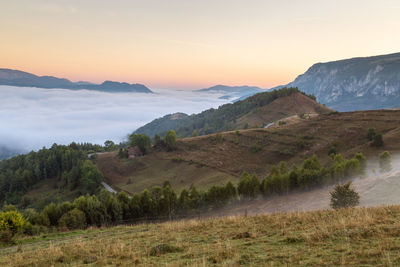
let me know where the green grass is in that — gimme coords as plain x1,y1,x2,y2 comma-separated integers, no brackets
3,205,400,266
23,178,80,209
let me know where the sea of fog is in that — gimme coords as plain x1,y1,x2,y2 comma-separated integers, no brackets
0,85,231,152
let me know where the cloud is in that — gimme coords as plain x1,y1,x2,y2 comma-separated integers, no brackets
0,86,229,152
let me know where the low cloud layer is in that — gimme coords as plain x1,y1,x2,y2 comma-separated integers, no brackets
0,86,229,152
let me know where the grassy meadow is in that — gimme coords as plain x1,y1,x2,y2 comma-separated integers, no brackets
2,205,400,266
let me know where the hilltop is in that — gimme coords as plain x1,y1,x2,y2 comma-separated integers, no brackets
196,84,264,100
0,68,152,93
275,52,400,111
2,205,400,266
98,109,400,194
135,87,331,138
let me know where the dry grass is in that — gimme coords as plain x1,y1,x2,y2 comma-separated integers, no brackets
97,109,400,194
3,205,400,266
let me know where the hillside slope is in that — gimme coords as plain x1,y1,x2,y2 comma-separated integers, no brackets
135,88,331,138
98,109,400,194
276,52,400,111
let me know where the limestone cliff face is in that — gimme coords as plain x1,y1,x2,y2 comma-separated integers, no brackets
282,53,400,111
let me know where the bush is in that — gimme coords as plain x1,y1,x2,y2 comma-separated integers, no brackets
117,148,129,159
0,210,27,235
379,151,392,173
249,145,262,154
171,157,184,163
328,146,337,156
330,182,360,209
58,209,87,230
211,133,224,144
366,127,376,141
371,133,384,147
164,130,177,151
129,133,151,154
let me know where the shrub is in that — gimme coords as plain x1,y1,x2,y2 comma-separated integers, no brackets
58,209,87,230
0,210,27,235
211,133,224,144
328,146,337,156
330,182,360,209
117,148,129,159
164,130,177,151
379,151,392,173
371,133,384,147
171,157,184,163
249,145,262,154
366,127,376,141
354,152,367,173
129,133,151,154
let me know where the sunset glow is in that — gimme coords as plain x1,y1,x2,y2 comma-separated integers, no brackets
1,0,400,89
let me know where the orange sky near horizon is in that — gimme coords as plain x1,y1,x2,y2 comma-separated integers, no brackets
1,0,400,90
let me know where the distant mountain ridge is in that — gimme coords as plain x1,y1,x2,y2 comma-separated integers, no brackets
0,68,153,93
274,52,400,111
0,145,23,161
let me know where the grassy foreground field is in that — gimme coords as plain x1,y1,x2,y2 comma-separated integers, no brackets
3,205,400,266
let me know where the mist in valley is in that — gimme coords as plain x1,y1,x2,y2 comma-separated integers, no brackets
212,154,400,217
0,85,230,153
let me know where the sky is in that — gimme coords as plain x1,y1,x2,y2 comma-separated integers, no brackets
1,0,400,90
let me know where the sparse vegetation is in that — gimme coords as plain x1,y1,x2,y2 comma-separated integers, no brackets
249,144,262,153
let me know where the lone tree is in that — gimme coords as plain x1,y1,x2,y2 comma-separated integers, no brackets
129,133,151,154
164,130,177,151
379,151,392,173
330,182,360,209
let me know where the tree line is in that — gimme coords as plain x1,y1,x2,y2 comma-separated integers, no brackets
1,152,371,237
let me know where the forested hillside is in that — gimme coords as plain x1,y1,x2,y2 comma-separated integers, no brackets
135,87,328,138
0,143,104,208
